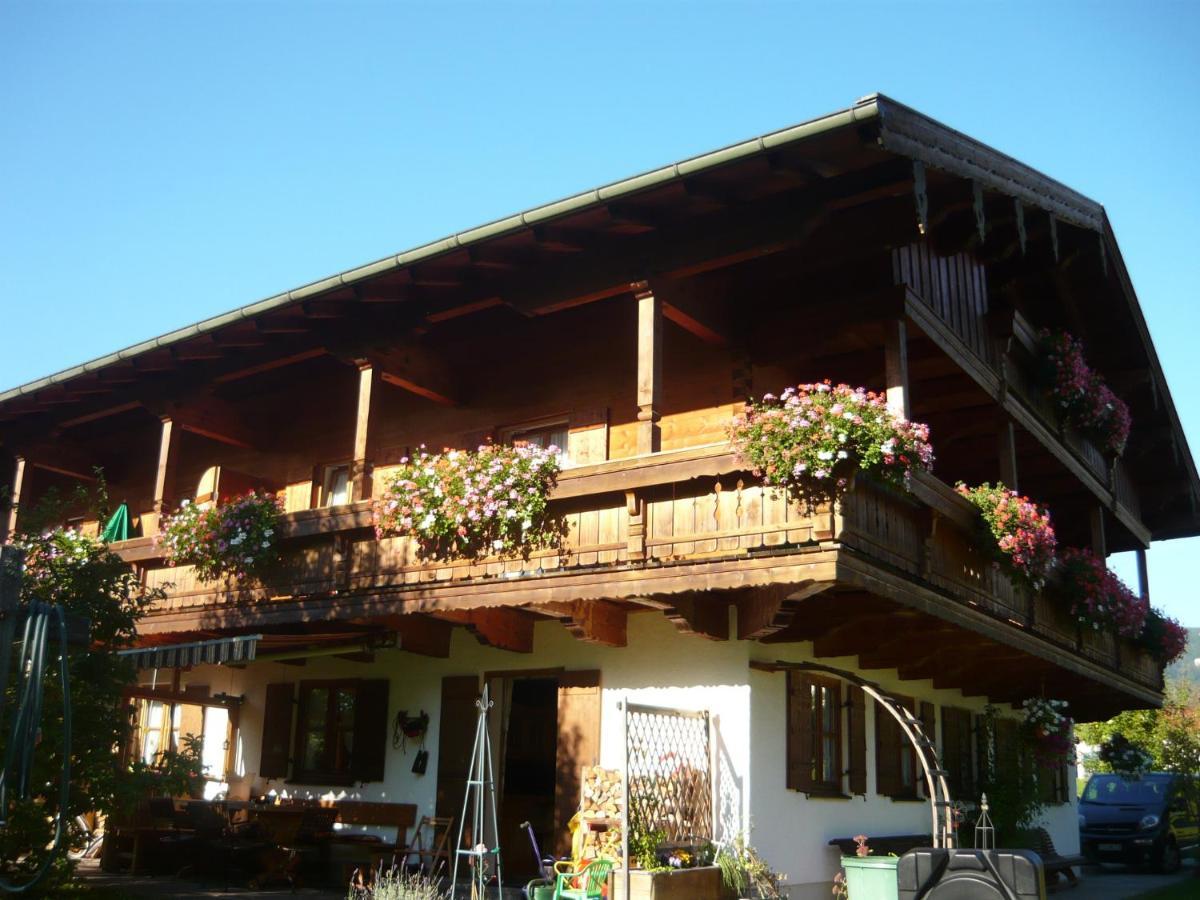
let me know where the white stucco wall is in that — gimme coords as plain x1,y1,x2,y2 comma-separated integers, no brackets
172,612,1077,896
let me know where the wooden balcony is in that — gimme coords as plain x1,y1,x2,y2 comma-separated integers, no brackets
117,444,1163,708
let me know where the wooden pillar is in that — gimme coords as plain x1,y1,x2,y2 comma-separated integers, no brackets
884,319,910,419
634,281,662,455
351,362,374,502
1135,547,1150,602
151,417,178,534
997,419,1019,490
1089,504,1107,559
3,456,26,541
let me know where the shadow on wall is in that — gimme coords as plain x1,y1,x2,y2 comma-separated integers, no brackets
713,716,744,843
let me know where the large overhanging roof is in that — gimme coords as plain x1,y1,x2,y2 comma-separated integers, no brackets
0,93,1195,537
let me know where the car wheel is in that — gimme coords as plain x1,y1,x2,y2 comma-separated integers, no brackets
1157,838,1181,874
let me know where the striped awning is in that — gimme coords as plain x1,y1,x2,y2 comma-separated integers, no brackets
118,634,261,669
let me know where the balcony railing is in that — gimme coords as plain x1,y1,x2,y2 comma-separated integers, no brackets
114,444,1162,692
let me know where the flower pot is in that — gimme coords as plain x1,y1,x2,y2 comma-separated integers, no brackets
610,865,727,900
842,855,899,900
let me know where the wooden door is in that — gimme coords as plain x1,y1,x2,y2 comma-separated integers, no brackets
435,675,481,820
554,670,601,856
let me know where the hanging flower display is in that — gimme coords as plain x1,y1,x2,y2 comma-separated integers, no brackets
373,442,563,561
1020,698,1074,768
1058,547,1149,638
1039,329,1132,456
1098,733,1153,777
730,381,933,505
1138,609,1190,665
158,490,281,582
956,482,1057,588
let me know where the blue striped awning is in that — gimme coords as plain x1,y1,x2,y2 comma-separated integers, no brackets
117,634,261,669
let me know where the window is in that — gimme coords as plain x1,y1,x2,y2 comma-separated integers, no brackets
262,678,389,785
941,706,976,800
503,419,571,467
321,463,351,507
786,672,843,795
294,681,358,783
876,694,918,798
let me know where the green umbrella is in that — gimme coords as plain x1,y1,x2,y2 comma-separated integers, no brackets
100,502,130,543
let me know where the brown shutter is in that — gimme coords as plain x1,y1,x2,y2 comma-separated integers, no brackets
786,671,814,792
876,698,900,797
942,706,975,800
260,682,295,779
554,670,601,856
353,678,390,783
435,676,480,818
847,686,867,795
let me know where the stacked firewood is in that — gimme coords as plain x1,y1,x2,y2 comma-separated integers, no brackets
578,766,623,860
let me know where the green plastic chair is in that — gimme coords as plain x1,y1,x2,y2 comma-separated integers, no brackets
552,856,615,899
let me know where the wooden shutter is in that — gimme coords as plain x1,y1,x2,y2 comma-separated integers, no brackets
554,670,601,856
847,685,867,795
436,676,480,818
876,698,901,797
259,682,295,779
941,707,975,800
787,671,814,792
353,678,390,783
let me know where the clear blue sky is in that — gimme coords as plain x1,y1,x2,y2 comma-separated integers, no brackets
2,1,1197,623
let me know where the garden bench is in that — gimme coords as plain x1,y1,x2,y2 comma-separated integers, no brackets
1033,827,1086,891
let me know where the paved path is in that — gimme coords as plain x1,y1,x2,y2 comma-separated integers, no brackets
1065,861,1198,899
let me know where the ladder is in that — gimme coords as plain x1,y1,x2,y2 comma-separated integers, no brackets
451,684,503,899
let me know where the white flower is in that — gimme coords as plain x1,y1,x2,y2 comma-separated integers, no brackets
817,450,833,461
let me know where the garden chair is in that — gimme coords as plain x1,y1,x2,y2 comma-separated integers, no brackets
552,856,615,900
395,814,454,876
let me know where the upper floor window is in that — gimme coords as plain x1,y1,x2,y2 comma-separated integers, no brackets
320,463,351,507
502,419,571,467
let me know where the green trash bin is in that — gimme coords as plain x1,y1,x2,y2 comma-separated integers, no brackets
842,855,900,900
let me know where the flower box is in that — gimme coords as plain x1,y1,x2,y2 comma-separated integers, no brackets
842,855,900,900
610,866,726,900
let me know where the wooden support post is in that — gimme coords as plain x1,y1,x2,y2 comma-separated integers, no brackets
998,419,1018,490
884,319,910,419
351,362,374,502
150,418,177,534
1136,547,1150,602
634,281,662,454
1090,504,1107,559
4,456,25,541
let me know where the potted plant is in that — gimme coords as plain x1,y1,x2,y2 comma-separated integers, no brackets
1038,329,1131,457
714,836,785,899
956,482,1057,589
373,442,563,561
1058,547,1148,638
613,829,728,900
835,836,898,900
731,381,934,507
158,490,281,582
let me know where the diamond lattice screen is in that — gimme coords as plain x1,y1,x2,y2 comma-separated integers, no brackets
625,703,712,843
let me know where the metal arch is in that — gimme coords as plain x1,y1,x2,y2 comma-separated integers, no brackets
755,660,956,849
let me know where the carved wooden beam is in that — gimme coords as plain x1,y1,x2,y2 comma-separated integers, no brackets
438,608,534,653
665,595,729,641
559,599,628,648
20,440,102,482
634,281,662,455
733,581,829,641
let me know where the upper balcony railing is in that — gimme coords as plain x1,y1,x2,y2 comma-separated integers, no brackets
894,242,1144,535
112,444,1162,692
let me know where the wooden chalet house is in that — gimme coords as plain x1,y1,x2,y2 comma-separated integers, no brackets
1,95,1196,896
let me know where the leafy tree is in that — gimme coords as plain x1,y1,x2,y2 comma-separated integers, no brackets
1077,679,1200,775
0,482,195,893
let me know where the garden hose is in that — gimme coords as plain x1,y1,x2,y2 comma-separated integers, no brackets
0,600,72,894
